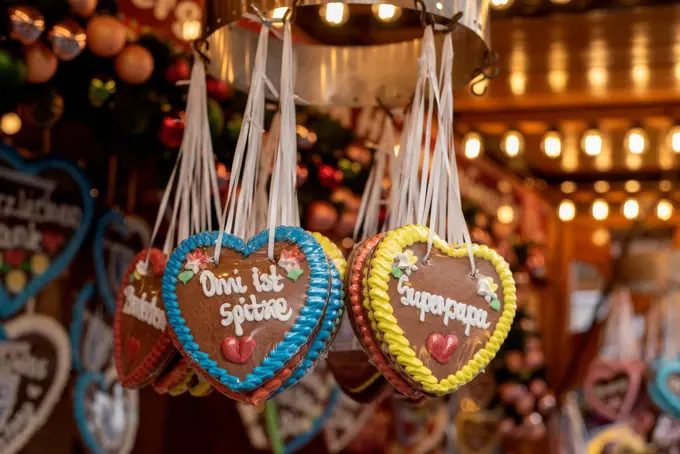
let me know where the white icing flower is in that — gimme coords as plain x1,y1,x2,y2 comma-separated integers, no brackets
476,275,501,311
135,261,148,277
395,250,419,276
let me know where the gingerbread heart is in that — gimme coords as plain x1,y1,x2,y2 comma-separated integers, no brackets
655,359,680,418
69,282,114,373
583,359,644,421
0,313,71,454
114,248,175,388
345,234,421,399
73,366,139,454
162,226,330,394
0,145,94,319
367,225,516,395
94,212,150,314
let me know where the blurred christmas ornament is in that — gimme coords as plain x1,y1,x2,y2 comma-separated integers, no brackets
537,393,556,414
475,211,489,228
338,158,362,179
88,76,116,107
115,45,154,85
499,383,524,404
159,115,185,148
226,115,242,139
505,351,524,373
529,379,547,397
20,92,64,127
344,194,361,213
527,246,547,279
69,0,98,17
523,413,545,440
86,15,126,57
334,211,357,237
305,201,338,232
109,88,155,135
318,164,343,189
498,418,515,435
471,226,492,245
515,392,536,416
296,125,317,149
9,5,45,45
0,50,27,90
520,318,537,333
207,99,224,137
24,43,58,84
330,186,353,205
346,143,373,168
296,162,308,187
525,350,544,369
206,77,231,101
49,19,86,61
165,58,190,84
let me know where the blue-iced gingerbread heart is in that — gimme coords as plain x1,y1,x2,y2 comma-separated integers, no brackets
0,144,93,319
93,211,150,314
69,282,114,373
654,359,680,418
162,226,330,393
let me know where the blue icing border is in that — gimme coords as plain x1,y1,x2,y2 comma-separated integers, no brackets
161,226,330,392
653,358,680,418
93,210,127,314
73,371,107,454
69,282,96,372
273,256,343,396
285,386,340,453
0,144,94,319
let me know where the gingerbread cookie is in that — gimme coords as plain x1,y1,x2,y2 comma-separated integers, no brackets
367,224,516,395
346,234,422,399
69,282,114,373
114,249,176,388
584,359,645,421
162,227,330,395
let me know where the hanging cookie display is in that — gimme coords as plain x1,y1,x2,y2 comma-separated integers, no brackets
0,313,71,454
73,366,139,454
584,289,645,421
0,144,94,319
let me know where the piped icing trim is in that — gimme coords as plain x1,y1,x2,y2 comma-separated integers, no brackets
114,249,174,388
161,226,330,392
69,282,98,372
349,234,422,399
0,144,94,319
272,233,344,395
367,224,516,395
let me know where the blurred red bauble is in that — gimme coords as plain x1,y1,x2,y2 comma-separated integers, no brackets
523,413,545,440
86,15,126,57
318,164,343,190
296,162,309,188
344,194,361,213
305,201,338,232
529,379,547,397
330,186,352,204
115,45,154,84
165,58,190,84
69,0,98,17
207,77,232,101
498,418,515,435
525,350,545,369
9,5,45,45
335,211,357,237
537,394,556,414
159,115,185,148
24,43,58,84
499,382,524,404
514,393,536,416
49,19,86,61
471,226,492,245
346,143,373,168
505,350,524,373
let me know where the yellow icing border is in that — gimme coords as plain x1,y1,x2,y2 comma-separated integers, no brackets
367,224,517,395
310,232,347,280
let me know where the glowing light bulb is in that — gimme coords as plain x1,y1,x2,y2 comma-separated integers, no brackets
582,130,603,157
181,20,201,40
558,200,575,221
624,180,640,193
592,228,610,246
561,181,576,194
463,132,483,159
320,3,349,26
490,0,514,9
0,113,21,136
497,205,514,224
657,199,674,221
371,4,401,22
271,7,289,19
622,199,639,219
501,130,524,157
625,128,647,155
594,181,610,194
668,126,680,153
542,131,562,158
592,199,609,221
660,180,672,192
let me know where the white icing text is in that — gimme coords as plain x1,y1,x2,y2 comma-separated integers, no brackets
123,285,167,331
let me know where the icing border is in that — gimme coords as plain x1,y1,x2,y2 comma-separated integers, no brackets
0,144,94,319
68,282,102,372
367,224,516,395
161,226,330,392
113,248,175,388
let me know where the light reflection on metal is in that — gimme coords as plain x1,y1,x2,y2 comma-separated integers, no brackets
203,0,491,106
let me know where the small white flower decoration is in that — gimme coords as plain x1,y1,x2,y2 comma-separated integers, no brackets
395,250,419,276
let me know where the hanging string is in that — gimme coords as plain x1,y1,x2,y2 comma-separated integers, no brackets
662,288,680,359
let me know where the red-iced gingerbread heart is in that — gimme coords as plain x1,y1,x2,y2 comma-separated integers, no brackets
427,333,459,364
221,336,257,364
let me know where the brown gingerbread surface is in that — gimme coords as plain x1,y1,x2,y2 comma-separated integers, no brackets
381,243,504,380
174,243,315,380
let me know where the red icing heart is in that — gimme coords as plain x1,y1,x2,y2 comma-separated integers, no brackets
221,336,256,364
427,333,458,364
126,337,141,364
583,359,644,421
